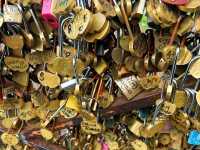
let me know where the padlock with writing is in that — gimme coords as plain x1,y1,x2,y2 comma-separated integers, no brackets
3,0,22,23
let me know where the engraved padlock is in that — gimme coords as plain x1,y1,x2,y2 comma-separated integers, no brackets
41,0,59,29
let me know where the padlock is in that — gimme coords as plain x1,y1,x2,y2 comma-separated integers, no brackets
115,75,143,100
41,0,59,29
151,47,180,123
162,16,182,64
178,0,200,12
112,0,124,24
112,29,125,66
98,74,114,109
93,58,108,75
0,23,24,55
120,0,134,55
147,0,178,28
3,0,22,23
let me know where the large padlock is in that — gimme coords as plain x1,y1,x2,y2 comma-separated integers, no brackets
41,0,59,29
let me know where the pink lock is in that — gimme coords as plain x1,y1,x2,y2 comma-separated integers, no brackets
101,143,109,150
41,0,59,29
161,0,188,5
98,137,109,150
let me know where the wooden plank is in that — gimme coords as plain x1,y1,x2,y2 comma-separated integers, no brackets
102,89,161,117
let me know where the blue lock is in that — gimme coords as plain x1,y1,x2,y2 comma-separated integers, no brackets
188,130,200,145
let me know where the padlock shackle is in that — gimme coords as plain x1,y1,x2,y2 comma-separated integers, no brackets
77,0,87,8
73,56,80,85
171,80,178,103
29,8,43,35
58,16,72,57
191,43,200,53
170,47,180,85
183,88,193,113
186,88,197,115
104,73,113,94
120,0,134,40
16,3,29,33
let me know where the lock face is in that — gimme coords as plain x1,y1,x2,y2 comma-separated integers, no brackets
41,0,59,29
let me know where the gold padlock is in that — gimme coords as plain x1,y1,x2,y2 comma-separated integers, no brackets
93,58,108,75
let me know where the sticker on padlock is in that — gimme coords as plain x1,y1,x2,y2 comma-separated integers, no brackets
41,0,59,29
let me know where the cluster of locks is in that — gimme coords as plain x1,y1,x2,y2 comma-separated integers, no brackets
0,0,200,149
